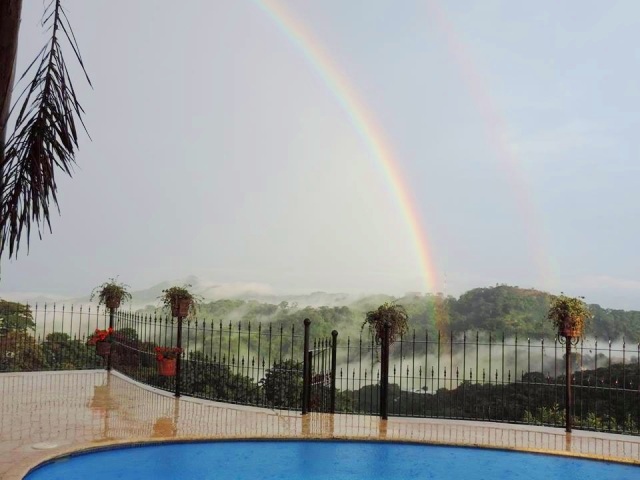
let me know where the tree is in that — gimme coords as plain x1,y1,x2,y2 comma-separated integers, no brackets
0,299,34,332
43,331,97,369
0,0,90,259
260,359,303,409
182,351,258,403
0,0,22,155
0,330,46,371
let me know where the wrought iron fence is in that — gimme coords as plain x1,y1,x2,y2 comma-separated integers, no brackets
111,310,305,410
1,302,639,435
0,303,109,371
330,329,640,432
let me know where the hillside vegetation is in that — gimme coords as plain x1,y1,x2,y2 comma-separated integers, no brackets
136,285,640,342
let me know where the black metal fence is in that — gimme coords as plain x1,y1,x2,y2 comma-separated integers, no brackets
111,310,305,410
1,302,639,435
344,330,640,434
0,304,109,372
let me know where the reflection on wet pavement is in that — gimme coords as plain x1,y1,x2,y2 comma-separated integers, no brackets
1,370,639,479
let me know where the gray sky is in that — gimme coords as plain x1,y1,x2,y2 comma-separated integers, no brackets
2,0,639,308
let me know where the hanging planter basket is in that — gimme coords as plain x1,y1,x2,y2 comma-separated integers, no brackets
559,320,581,338
96,341,111,357
171,299,191,318
157,358,177,377
105,297,121,310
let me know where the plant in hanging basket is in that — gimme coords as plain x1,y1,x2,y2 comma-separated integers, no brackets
90,277,132,309
157,358,177,376
155,346,183,360
158,285,201,318
155,346,182,377
361,302,409,346
547,293,593,338
87,328,114,357
86,328,114,345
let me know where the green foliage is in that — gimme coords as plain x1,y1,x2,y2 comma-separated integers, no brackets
0,331,47,371
547,293,593,337
183,351,258,403
260,359,303,409
362,302,409,345
588,304,640,340
449,286,551,335
523,403,565,426
90,278,132,306
42,332,98,369
435,285,639,341
159,285,201,317
0,299,35,332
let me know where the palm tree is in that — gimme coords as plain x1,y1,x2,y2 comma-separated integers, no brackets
0,0,22,155
362,302,409,346
0,0,90,260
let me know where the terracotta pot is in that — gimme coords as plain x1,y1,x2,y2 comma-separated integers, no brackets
171,298,191,318
158,358,177,376
105,297,121,310
559,321,581,338
96,341,111,357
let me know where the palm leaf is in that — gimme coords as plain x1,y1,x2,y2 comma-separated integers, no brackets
1,0,91,258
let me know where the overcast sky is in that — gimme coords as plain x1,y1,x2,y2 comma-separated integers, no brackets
2,1,639,308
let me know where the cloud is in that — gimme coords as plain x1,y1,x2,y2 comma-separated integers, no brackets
508,120,614,158
571,275,640,293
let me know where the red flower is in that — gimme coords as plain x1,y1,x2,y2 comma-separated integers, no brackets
154,346,183,360
87,328,114,346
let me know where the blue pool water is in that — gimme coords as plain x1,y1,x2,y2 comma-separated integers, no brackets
25,440,639,480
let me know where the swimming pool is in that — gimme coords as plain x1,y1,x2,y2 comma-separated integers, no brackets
25,440,639,480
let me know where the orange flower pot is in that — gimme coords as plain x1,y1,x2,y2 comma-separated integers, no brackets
171,299,191,318
559,321,581,338
96,341,111,357
157,358,177,377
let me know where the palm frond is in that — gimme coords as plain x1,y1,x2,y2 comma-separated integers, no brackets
1,0,91,258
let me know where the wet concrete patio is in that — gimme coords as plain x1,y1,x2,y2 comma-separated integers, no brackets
1,370,639,479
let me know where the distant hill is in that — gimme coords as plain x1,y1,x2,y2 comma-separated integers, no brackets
4,280,639,341
443,285,640,341
131,284,640,342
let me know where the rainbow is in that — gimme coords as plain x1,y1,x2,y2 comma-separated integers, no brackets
253,0,439,293
424,0,554,286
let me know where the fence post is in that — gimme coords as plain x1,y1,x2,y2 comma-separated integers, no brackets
175,316,183,398
330,330,338,414
107,307,115,371
302,318,311,414
380,322,390,420
306,350,313,412
565,338,572,433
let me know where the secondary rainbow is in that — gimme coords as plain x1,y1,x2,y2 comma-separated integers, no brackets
253,0,438,293
424,0,554,287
